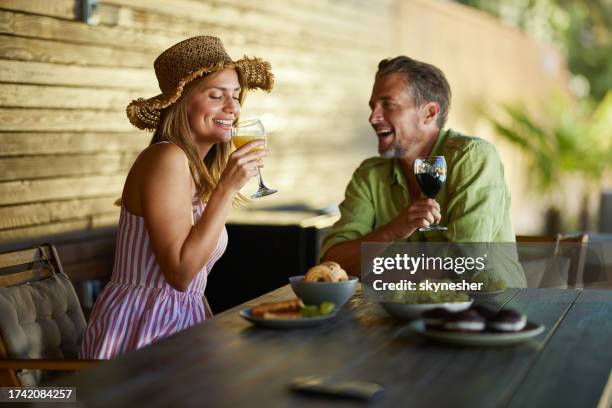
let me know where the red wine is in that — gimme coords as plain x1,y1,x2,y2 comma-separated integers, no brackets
416,173,445,198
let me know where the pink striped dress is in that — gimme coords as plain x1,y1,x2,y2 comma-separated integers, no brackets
80,196,227,359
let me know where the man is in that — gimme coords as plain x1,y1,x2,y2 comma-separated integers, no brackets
321,56,526,287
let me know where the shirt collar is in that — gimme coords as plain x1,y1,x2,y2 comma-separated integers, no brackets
431,127,450,157
391,158,406,187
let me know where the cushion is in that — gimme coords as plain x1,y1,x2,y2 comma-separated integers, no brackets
0,272,87,385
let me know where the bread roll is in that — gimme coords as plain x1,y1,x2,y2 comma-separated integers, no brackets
304,261,349,282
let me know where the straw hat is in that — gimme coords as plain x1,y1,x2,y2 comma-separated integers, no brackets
127,36,274,131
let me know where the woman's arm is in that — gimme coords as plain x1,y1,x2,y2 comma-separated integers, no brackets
140,141,265,291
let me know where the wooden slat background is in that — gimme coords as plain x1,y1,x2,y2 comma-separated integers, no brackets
0,0,568,273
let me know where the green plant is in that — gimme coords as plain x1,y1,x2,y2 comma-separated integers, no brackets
478,90,612,229
454,0,612,103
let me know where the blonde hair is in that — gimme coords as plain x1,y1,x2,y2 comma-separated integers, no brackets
150,69,247,205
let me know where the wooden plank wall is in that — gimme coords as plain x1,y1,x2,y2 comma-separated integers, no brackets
0,0,567,282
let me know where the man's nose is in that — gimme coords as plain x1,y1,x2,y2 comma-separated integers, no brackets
369,107,382,125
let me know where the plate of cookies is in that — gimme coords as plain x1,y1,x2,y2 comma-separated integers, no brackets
411,305,545,346
240,298,337,329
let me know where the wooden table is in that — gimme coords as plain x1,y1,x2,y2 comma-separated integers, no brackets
56,287,612,407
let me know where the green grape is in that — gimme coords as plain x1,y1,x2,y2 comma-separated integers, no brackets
396,290,417,304
489,279,507,291
393,291,407,302
319,302,335,315
301,305,318,317
471,271,488,285
470,271,508,292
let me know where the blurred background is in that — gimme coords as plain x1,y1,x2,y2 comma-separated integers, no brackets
0,0,610,310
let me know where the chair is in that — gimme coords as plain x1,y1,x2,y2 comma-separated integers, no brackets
516,234,589,288
203,294,214,318
0,244,99,386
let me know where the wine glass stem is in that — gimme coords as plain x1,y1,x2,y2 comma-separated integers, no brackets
257,168,267,189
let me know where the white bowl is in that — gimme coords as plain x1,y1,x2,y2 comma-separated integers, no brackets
379,299,473,321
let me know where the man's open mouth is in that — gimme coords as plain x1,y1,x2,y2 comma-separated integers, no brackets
376,129,394,139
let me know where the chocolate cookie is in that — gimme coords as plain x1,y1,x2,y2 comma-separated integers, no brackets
488,309,527,332
443,310,486,332
421,308,454,329
469,305,497,320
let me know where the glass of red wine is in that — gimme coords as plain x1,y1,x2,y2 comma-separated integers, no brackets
414,156,447,232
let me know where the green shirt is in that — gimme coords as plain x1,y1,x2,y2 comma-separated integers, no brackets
321,128,527,287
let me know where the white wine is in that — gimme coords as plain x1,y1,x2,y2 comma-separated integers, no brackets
232,135,263,150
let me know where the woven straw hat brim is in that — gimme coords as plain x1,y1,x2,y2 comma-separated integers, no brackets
127,56,273,131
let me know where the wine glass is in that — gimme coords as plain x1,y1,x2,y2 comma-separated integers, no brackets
231,119,277,198
414,156,447,232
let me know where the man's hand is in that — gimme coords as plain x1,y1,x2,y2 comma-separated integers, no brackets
391,198,441,239
323,199,441,276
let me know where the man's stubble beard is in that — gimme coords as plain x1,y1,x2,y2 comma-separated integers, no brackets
380,147,403,159
379,141,409,159
379,132,424,160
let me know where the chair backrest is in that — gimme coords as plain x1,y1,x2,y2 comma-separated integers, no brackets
0,244,87,386
557,234,589,287
516,234,589,288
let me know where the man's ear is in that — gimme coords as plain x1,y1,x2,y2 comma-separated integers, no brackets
421,102,440,126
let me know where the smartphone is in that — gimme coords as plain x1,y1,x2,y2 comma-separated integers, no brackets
290,376,384,401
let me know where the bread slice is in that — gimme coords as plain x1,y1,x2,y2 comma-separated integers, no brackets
251,298,305,317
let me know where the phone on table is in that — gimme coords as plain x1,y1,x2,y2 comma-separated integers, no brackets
290,376,384,401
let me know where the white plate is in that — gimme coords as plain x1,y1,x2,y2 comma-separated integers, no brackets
239,308,337,329
410,320,545,346
379,300,473,321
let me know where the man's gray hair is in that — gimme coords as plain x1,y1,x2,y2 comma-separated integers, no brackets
376,56,451,129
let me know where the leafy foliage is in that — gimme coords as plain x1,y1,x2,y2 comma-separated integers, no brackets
478,91,612,196
455,0,612,103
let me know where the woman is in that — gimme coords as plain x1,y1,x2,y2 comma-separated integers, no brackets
80,36,274,359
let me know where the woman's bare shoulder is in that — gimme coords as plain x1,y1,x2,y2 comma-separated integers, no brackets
141,142,187,161
126,143,190,195
123,143,192,215
135,142,190,175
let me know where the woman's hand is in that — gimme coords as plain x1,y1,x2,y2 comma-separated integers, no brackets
392,198,441,239
218,140,268,193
